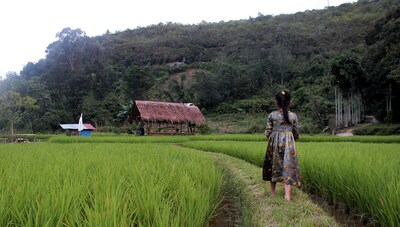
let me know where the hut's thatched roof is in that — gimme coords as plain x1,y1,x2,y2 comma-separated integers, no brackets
131,100,205,124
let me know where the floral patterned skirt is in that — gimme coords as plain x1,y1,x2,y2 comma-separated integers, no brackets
262,132,301,186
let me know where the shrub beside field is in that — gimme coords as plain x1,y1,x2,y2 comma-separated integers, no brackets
353,124,400,135
0,143,221,226
299,135,400,143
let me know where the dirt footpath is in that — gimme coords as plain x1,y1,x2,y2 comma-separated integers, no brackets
208,152,339,227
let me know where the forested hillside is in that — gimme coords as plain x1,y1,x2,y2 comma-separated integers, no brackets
0,0,399,133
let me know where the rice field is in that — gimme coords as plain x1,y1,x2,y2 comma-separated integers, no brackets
0,143,221,226
1,134,399,226
182,140,400,226
300,142,399,227
48,133,400,144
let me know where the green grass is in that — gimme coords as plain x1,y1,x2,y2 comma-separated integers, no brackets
48,134,193,144
209,152,338,226
183,141,264,166
2,134,399,226
0,143,221,226
300,142,400,227
48,134,400,144
299,135,400,143
182,141,400,226
0,133,54,142
206,112,267,134
48,134,266,144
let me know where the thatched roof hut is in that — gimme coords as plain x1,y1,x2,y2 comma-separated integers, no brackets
129,100,205,135
130,100,205,124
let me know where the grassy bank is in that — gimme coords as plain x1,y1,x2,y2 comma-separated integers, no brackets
208,151,338,226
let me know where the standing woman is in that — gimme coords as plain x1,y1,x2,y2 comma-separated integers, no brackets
263,90,301,201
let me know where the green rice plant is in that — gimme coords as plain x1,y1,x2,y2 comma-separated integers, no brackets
192,134,400,143
182,141,399,226
299,142,399,226
48,135,193,144
48,134,266,144
0,143,222,226
90,132,131,137
32,133,55,140
49,134,400,144
191,134,265,142
183,141,264,166
299,135,400,143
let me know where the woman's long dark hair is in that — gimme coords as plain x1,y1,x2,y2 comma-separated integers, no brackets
275,90,291,123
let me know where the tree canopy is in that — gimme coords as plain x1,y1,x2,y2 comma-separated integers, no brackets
0,91,37,136
0,0,399,133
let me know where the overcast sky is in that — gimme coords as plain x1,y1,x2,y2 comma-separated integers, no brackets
0,0,357,78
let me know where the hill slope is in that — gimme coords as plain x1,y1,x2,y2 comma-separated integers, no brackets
0,0,399,133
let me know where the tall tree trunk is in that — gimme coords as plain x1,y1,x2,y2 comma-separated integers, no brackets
358,92,362,123
386,83,392,113
348,94,351,126
342,93,346,128
357,93,360,123
355,92,359,124
344,93,350,128
354,92,357,124
344,96,347,128
338,89,342,128
351,92,354,125
388,83,392,112
350,92,356,125
335,87,338,128
68,55,74,71
386,90,389,113
10,120,14,141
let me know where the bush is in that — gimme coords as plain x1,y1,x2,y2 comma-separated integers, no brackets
297,122,321,135
197,124,213,135
212,98,274,114
384,111,394,123
245,124,264,134
353,124,400,135
96,126,133,134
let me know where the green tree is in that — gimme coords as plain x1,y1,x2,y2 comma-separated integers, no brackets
43,27,107,117
122,66,154,100
16,78,60,132
364,6,400,121
192,70,222,109
269,45,294,86
331,53,365,128
0,91,37,138
46,27,86,72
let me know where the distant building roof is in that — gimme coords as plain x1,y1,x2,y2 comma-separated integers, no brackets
60,124,96,130
130,100,205,124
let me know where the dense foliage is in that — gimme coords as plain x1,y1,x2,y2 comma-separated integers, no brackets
0,0,399,133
